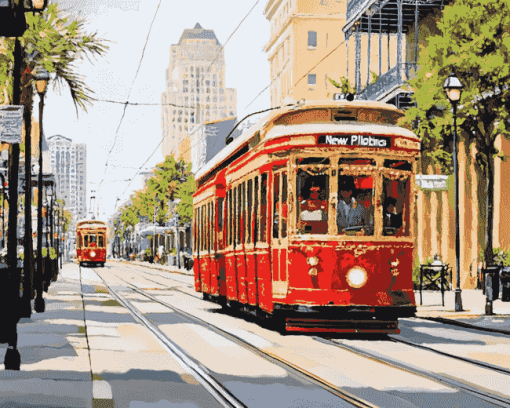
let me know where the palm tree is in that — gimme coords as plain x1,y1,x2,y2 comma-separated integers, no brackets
0,3,108,313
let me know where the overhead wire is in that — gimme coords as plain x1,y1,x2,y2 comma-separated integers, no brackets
114,0,261,210
97,0,162,194
246,38,348,109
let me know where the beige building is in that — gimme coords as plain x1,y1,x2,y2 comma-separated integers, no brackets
264,0,398,107
161,23,237,159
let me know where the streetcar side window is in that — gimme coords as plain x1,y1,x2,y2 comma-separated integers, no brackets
381,177,410,237
236,186,242,245
217,197,224,248
242,181,246,244
98,235,104,248
273,173,280,239
296,168,329,235
282,173,288,238
260,174,268,242
209,201,213,251
254,177,259,244
247,179,253,244
228,189,233,246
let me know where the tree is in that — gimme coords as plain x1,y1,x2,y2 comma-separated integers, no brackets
402,0,510,265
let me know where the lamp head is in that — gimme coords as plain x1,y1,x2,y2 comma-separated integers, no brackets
33,67,50,95
443,71,463,103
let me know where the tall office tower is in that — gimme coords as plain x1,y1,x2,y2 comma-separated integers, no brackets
47,135,87,223
161,23,237,161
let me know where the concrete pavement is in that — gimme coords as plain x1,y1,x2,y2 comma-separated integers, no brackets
2,260,510,407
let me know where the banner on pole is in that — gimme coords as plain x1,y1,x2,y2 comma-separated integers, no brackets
0,106,24,144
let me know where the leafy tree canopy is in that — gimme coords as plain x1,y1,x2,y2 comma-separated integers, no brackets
402,0,510,264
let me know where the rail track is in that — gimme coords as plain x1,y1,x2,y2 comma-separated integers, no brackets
105,262,510,407
91,266,372,408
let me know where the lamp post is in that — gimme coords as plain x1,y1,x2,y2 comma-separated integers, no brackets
0,172,6,248
443,71,464,312
34,67,49,313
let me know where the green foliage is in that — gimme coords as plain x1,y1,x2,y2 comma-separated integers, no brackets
41,247,47,258
116,157,195,230
403,0,510,265
0,4,109,112
370,71,379,85
479,248,510,266
50,247,57,260
327,76,356,94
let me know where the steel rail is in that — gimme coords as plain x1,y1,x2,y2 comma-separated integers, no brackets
389,336,510,376
98,266,376,408
318,337,510,408
89,268,247,408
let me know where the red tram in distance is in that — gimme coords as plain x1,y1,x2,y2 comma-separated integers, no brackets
193,100,420,334
76,220,107,267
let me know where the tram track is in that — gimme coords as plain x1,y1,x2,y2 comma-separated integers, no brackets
109,262,510,406
92,266,373,408
318,336,510,407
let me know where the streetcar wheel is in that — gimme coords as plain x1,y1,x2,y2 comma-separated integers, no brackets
202,293,210,301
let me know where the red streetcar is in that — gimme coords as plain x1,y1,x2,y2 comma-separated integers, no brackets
77,220,107,267
193,100,420,334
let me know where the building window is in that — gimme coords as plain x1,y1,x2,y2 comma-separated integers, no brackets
308,74,316,86
308,31,317,48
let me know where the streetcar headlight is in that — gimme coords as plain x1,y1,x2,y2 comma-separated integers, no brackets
346,266,367,288
307,256,319,266
90,251,96,258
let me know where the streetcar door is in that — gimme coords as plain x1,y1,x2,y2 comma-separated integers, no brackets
271,171,289,298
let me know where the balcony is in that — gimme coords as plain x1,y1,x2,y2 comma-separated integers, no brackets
360,63,417,102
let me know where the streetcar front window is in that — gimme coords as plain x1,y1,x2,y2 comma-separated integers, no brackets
98,235,104,248
337,158,375,236
296,157,330,235
84,235,88,247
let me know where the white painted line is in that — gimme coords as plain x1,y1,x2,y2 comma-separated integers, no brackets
92,380,113,401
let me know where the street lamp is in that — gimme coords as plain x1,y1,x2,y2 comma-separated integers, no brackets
443,71,464,312
34,66,49,313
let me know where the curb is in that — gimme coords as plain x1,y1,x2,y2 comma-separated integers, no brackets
417,315,510,335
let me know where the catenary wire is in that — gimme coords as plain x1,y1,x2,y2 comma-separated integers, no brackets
97,0,162,194
246,38,347,109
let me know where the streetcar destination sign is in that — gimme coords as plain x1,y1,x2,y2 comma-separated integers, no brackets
318,134,391,148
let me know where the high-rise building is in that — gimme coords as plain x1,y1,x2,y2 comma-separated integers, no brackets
161,23,237,160
47,135,87,223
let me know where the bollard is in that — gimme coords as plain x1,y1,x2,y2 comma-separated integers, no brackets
484,266,501,315
500,267,510,302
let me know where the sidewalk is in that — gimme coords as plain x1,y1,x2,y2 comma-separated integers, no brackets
415,289,510,334
0,262,220,408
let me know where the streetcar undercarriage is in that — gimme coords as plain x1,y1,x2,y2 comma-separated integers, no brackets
203,293,415,334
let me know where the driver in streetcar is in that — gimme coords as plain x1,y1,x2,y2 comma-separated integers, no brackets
336,181,373,235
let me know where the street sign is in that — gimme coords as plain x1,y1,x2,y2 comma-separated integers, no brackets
0,106,24,144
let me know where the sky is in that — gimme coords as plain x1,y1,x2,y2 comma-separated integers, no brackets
42,0,270,221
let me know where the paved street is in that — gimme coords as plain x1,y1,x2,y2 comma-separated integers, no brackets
2,261,510,407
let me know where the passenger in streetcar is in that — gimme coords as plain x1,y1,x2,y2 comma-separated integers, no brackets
297,185,328,234
383,197,403,235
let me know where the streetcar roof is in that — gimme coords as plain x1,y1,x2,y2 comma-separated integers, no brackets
76,220,107,229
195,100,415,182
